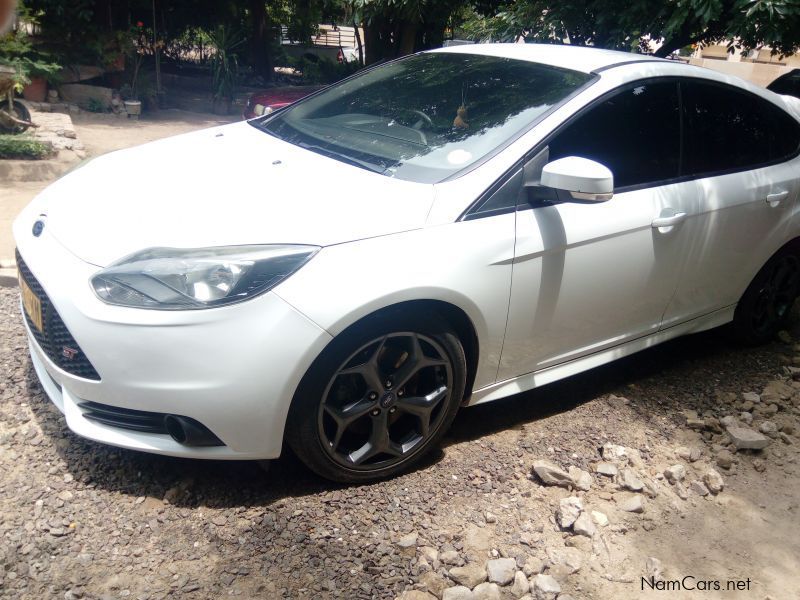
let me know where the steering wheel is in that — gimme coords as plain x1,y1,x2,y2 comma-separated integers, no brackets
411,109,433,130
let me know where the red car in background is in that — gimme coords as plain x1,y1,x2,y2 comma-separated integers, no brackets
243,85,325,119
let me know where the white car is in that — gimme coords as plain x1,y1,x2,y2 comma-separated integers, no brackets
14,44,800,482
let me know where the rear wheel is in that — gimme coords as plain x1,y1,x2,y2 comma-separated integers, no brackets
287,314,466,483
733,247,800,344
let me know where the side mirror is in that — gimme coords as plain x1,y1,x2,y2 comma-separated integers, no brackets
538,156,614,203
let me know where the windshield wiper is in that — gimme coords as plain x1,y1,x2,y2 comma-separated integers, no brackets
296,142,389,175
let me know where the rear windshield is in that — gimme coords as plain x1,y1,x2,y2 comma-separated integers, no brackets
256,52,593,183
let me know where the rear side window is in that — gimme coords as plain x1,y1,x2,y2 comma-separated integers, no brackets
682,81,800,177
548,81,681,190
768,71,800,98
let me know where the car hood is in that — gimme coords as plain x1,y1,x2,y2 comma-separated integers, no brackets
37,122,435,267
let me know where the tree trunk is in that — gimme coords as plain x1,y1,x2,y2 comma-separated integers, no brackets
249,0,273,82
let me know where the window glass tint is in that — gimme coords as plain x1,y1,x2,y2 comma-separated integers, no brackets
471,168,524,216
259,53,593,184
548,81,680,189
683,81,800,176
767,71,800,98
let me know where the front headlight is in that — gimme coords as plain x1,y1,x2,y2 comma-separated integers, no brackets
91,244,319,310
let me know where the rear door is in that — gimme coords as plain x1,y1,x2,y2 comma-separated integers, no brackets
661,80,800,327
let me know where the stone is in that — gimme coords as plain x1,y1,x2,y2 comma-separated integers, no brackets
618,468,644,492
752,458,766,472
740,412,754,425
568,466,592,491
663,464,686,484
618,494,645,513
547,548,583,576
398,592,437,600
449,564,486,589
510,571,530,597
759,421,778,436
742,392,761,404
720,415,738,428
397,531,419,554
690,480,709,496
595,462,618,477
761,380,794,403
557,496,583,529
442,586,474,600
420,546,439,564
484,511,497,524
602,443,643,466
532,574,561,599
486,558,516,586
591,510,609,527
572,511,596,537
440,550,463,566
472,582,502,600
419,572,448,598
531,460,572,488
523,557,545,576
646,557,663,580
703,470,724,495
716,450,735,470
726,425,770,450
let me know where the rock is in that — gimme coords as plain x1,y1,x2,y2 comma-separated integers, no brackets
690,480,709,496
398,592,437,600
484,511,497,524
591,510,609,527
753,458,766,472
442,586,474,600
472,582,502,600
778,330,792,344
486,558,516,586
703,470,724,494
602,443,643,466
440,551,463,566
676,446,702,462
686,418,706,430
618,468,645,492
572,512,596,538
742,392,761,404
726,425,770,450
720,415,738,428
448,564,486,589
397,531,419,554
568,466,592,491
618,494,645,513
716,450,735,470
761,380,794,403
510,571,530,597
548,547,583,576
595,462,618,477
420,546,439,564
464,525,491,555
646,557,663,580
557,496,583,529
531,460,572,488
532,574,561,600
740,412,754,425
759,421,778,436
523,557,545,576
663,464,686,484
419,571,448,598
674,481,689,500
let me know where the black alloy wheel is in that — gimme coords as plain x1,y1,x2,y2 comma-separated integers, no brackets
287,315,466,482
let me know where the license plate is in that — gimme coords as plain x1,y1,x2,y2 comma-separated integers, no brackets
19,273,43,333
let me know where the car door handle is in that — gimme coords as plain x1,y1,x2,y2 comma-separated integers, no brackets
651,212,687,228
767,190,789,206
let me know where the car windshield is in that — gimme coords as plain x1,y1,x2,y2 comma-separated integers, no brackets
255,52,594,183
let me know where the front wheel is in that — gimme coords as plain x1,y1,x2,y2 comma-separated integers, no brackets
733,247,800,344
287,314,467,483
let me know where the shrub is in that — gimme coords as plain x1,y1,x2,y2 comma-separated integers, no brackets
0,135,55,160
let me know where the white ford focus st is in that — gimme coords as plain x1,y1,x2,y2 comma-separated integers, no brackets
14,44,800,482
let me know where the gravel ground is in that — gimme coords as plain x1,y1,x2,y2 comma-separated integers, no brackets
1,284,799,600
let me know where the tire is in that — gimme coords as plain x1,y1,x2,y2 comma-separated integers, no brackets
0,100,32,134
732,246,800,345
286,313,467,483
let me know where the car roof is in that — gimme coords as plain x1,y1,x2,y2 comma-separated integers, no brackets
432,43,666,74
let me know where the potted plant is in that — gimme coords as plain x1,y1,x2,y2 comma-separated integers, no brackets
0,28,60,103
209,25,244,115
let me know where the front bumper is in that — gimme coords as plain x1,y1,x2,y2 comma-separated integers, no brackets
16,231,332,460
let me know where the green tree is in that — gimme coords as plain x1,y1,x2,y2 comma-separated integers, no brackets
470,0,800,57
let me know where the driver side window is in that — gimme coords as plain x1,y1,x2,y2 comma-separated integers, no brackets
548,81,681,190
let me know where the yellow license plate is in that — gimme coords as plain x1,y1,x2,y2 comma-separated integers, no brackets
19,273,43,333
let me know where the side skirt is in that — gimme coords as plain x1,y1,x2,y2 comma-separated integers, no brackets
467,305,735,406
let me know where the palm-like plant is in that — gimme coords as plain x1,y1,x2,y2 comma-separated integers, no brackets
208,25,244,115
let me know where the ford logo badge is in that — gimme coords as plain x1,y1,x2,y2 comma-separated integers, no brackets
32,220,45,237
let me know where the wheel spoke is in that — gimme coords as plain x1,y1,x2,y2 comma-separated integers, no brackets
348,411,391,465
339,337,387,393
396,385,448,437
391,334,448,390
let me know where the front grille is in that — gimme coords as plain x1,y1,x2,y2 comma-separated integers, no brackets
78,401,168,433
16,250,101,381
